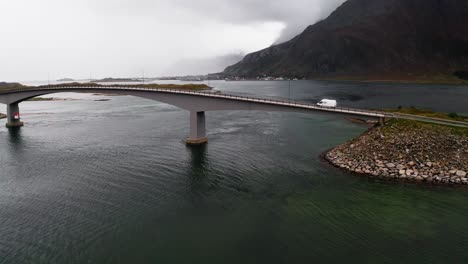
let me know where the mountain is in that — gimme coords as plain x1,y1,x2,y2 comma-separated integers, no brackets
224,0,468,81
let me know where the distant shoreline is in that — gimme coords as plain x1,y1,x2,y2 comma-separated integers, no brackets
27,98,78,102
224,74,468,86
0,82,212,94
227,77,468,86
314,76,468,86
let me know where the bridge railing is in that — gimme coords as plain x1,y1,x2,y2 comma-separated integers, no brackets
0,85,387,117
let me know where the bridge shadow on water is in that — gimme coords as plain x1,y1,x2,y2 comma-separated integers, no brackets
187,144,209,178
6,127,23,147
185,144,220,201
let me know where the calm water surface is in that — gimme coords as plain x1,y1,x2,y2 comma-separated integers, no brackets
1,81,468,263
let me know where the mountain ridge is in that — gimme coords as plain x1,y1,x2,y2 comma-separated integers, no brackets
223,0,468,81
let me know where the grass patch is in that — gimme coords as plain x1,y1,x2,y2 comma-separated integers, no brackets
0,82,27,91
385,118,468,137
27,97,55,101
384,107,468,123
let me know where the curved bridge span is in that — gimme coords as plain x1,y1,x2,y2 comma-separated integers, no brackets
0,86,387,144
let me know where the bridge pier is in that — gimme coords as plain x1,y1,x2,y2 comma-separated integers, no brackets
5,102,24,128
186,111,208,145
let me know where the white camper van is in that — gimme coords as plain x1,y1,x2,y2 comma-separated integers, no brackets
317,99,337,108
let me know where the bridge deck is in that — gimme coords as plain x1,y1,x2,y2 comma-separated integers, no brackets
0,86,387,118
1,86,466,128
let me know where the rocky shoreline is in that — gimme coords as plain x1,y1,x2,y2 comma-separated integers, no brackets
326,119,468,187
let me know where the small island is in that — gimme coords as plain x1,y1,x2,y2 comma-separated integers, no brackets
57,78,75,82
0,82,212,93
26,97,77,102
326,117,468,186
93,78,140,83
39,82,211,91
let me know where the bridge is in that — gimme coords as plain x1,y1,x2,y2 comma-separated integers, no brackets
0,85,424,144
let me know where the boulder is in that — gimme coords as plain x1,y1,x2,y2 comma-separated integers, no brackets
396,164,405,170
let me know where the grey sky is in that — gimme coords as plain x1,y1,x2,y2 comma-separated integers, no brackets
0,0,345,81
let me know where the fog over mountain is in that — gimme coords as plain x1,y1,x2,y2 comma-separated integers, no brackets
165,53,245,76
170,0,347,43
0,0,344,81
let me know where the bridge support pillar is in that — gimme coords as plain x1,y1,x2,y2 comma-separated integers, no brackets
6,102,24,128
186,111,208,145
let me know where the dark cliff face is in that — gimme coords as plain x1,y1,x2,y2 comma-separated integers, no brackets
224,0,468,78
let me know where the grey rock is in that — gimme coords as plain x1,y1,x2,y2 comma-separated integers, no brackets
396,164,405,170
415,176,424,182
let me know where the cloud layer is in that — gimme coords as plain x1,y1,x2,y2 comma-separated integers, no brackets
0,0,345,81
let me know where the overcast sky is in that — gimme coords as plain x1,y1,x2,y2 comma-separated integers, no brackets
0,0,345,81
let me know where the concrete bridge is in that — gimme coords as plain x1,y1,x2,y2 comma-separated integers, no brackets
0,86,388,144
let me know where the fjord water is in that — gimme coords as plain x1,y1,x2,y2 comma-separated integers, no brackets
1,80,467,263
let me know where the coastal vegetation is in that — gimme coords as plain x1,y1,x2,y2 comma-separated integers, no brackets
26,97,76,102
0,82,26,90
384,107,468,123
27,97,56,101
93,78,140,83
326,119,468,186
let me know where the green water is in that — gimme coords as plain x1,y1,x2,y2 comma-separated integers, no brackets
0,80,467,263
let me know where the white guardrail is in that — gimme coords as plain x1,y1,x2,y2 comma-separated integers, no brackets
1,86,387,118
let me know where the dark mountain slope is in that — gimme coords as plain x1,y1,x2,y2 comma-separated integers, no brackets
224,0,468,80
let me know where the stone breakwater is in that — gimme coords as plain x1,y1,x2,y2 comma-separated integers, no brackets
326,120,468,186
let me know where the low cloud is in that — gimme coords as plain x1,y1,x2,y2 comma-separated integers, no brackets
0,0,345,81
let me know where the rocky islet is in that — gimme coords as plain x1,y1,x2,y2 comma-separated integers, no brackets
326,120,468,186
